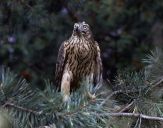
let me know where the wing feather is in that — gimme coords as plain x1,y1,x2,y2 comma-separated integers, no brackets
94,41,103,85
55,42,67,88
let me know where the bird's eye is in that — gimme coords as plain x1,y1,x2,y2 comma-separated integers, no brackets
83,25,87,30
74,23,79,28
83,21,86,24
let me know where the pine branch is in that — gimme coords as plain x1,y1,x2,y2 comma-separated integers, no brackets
57,89,136,117
2,101,41,115
118,101,134,112
99,89,139,107
40,110,163,127
99,90,124,107
57,98,97,117
151,76,163,88
1,47,163,128
93,112,163,121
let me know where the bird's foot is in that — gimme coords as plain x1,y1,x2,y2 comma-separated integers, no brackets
87,92,96,100
63,95,71,103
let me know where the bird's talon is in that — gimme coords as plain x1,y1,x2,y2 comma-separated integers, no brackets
88,92,96,100
63,95,71,102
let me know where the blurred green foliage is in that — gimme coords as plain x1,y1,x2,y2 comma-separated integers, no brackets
0,0,163,87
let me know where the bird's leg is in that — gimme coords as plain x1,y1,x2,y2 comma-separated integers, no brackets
61,71,71,102
85,74,96,100
87,91,96,100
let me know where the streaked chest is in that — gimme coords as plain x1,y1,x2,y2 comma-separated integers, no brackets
67,38,95,62
65,38,96,77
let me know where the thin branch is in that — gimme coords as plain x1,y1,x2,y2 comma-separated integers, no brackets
59,90,137,117
58,90,133,117
58,90,124,117
38,124,56,128
99,89,137,107
118,101,134,113
58,99,96,117
2,102,41,115
99,90,124,107
59,103,163,122
152,77,163,88
94,112,163,122
138,117,142,128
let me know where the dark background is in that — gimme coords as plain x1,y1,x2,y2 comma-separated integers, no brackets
0,0,163,88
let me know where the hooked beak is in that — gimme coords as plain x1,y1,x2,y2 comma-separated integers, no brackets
74,26,80,36
74,26,78,31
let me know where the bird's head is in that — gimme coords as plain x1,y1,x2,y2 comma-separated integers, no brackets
72,21,93,40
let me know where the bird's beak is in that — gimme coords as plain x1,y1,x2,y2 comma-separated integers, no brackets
74,26,81,36
74,26,79,32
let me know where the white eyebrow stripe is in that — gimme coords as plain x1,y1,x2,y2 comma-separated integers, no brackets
83,24,89,27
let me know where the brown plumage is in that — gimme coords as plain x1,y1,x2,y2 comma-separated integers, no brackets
55,21,103,101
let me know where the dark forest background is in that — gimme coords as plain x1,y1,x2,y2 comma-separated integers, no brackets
0,0,163,88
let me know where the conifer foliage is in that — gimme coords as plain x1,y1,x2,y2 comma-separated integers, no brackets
0,48,163,128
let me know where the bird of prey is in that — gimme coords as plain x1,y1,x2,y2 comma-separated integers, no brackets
55,21,103,101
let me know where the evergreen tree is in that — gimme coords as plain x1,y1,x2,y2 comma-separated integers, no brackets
0,0,163,128
0,48,163,128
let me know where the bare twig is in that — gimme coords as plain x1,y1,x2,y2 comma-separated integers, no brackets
99,90,124,107
93,112,163,122
58,90,137,117
152,77,163,88
59,104,163,122
38,124,56,128
99,89,137,107
138,117,142,128
3,102,41,115
118,101,134,113
58,99,96,117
